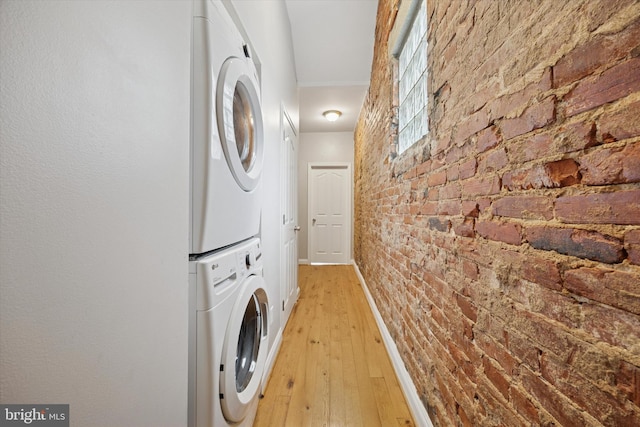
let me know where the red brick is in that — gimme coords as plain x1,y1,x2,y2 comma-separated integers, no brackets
554,19,640,88
478,148,508,173
510,386,540,425
420,201,438,215
458,158,477,179
555,190,640,225
545,158,581,187
462,258,479,280
476,221,522,245
462,174,501,197
580,141,640,185
455,108,490,143
489,68,552,120
476,332,517,375
419,160,433,177
617,361,640,407
507,133,553,164
581,303,640,357
564,267,640,315
427,169,447,187
539,353,636,424
554,120,598,152
457,404,473,427
447,340,474,378
502,159,580,191
508,121,596,164
456,293,478,323
626,229,640,265
354,1,640,425
461,201,479,218
434,135,452,156
522,256,561,291
426,186,439,201
438,199,461,215
446,164,459,182
500,96,555,140
477,198,491,213
428,217,451,232
526,226,625,263
515,282,581,328
506,330,541,372
564,57,640,117
520,367,586,427
474,380,524,426
439,182,461,200
410,176,427,191
405,165,418,180
491,196,553,220
482,357,510,399
476,125,500,153
445,144,462,164
452,217,475,238
598,99,640,142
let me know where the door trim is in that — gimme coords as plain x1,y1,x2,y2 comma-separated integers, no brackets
307,162,352,265
279,105,299,327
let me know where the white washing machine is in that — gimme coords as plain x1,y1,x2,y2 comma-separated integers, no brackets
190,0,264,256
188,238,269,427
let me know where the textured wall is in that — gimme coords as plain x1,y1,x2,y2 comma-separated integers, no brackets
355,0,640,425
0,1,191,425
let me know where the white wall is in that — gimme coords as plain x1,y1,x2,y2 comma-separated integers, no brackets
0,1,191,426
228,0,299,357
297,132,355,261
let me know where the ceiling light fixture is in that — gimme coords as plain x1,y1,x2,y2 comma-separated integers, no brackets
323,110,342,122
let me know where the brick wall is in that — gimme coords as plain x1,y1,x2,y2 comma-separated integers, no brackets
354,0,640,425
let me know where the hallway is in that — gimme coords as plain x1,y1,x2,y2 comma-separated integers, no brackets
255,265,414,426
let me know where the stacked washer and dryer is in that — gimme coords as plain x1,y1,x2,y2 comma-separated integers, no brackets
188,1,269,426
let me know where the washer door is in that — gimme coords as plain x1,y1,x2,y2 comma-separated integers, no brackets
217,57,264,192
219,275,269,423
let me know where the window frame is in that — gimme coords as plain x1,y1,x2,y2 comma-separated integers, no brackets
389,0,428,157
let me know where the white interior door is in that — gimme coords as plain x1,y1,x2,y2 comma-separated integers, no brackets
308,164,352,264
280,108,299,324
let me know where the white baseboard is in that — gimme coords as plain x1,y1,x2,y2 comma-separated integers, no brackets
298,259,309,265
352,261,434,427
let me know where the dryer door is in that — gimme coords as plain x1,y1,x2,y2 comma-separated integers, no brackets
217,56,264,192
219,275,269,423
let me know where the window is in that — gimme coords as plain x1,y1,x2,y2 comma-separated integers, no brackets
396,0,428,154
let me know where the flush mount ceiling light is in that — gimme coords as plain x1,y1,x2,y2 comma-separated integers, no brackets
323,110,342,122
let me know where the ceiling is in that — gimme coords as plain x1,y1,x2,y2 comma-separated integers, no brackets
284,0,378,133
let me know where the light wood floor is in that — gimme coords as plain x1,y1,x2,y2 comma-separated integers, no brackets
254,264,414,427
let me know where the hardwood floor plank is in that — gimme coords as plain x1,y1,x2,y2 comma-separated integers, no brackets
254,265,415,427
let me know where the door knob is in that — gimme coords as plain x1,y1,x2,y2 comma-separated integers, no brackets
312,218,316,226
294,226,301,231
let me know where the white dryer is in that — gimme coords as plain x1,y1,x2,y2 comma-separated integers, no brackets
188,238,269,427
190,0,264,255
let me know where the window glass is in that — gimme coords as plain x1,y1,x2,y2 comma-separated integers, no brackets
398,0,428,154
233,82,256,172
235,294,260,393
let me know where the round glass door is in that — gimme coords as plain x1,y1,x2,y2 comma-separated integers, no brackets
236,294,261,393
220,278,268,423
233,82,257,174
217,57,264,191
